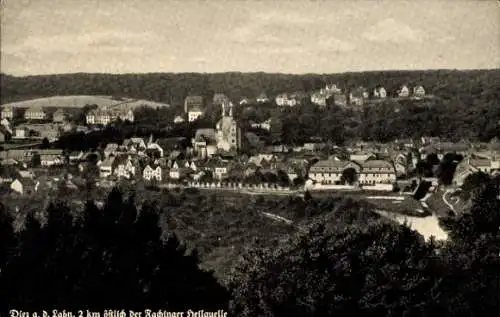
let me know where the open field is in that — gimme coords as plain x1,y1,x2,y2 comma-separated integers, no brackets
1,95,171,109
192,187,431,217
107,99,172,110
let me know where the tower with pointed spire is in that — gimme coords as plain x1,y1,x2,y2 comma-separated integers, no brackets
215,101,241,153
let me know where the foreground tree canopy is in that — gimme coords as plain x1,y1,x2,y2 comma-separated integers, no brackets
229,184,500,317
1,184,498,315
229,222,444,317
0,188,229,311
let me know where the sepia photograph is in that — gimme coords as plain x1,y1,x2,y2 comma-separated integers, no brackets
1,0,499,315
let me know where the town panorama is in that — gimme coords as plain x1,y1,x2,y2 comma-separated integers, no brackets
1,0,499,315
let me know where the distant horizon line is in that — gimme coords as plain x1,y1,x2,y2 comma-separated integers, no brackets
2,67,499,77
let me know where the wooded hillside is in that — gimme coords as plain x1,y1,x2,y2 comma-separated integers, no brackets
2,70,499,106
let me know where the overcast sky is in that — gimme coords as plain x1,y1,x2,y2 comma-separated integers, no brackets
1,0,499,75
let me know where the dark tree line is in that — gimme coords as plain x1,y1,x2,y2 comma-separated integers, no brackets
0,189,229,311
56,120,195,151
230,183,500,317
2,70,499,105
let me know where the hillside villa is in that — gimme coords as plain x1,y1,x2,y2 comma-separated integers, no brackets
24,106,48,120
86,108,134,125
184,96,205,122
1,106,14,120
372,87,387,98
398,85,410,98
256,93,269,103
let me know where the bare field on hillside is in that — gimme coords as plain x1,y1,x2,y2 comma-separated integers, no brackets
1,95,170,109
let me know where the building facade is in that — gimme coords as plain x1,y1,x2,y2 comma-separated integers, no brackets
398,85,410,98
1,106,14,120
52,109,68,123
24,106,47,120
215,102,242,152
86,108,134,125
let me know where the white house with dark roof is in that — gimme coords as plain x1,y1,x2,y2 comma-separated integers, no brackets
413,85,426,97
373,87,387,98
275,93,299,107
188,106,204,122
349,152,377,163
143,164,163,182
24,106,47,120
310,92,328,107
173,115,185,124
308,160,361,184
38,149,64,166
184,96,205,122
104,143,119,158
256,93,269,103
168,160,194,180
468,158,494,174
204,159,230,180
99,156,116,178
192,128,217,159
398,85,410,98
10,177,39,195
114,155,138,179
275,93,289,107
86,108,134,125
359,160,396,185
453,158,485,186
129,137,147,149
1,105,14,120
145,139,166,158
250,119,271,131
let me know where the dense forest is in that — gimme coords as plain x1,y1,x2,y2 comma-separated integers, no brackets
1,179,499,315
2,70,500,143
1,70,499,106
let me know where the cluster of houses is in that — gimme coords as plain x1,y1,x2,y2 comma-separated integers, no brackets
0,103,135,128
275,92,310,107
83,139,310,185
2,133,500,195
1,105,70,122
309,84,426,107
207,83,426,110
0,104,86,143
85,106,135,125
2,88,499,198
0,103,135,143
0,117,87,143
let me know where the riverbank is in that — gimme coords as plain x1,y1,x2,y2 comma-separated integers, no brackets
374,209,448,241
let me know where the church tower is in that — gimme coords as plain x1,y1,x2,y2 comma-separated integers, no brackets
221,102,226,117
215,101,242,153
